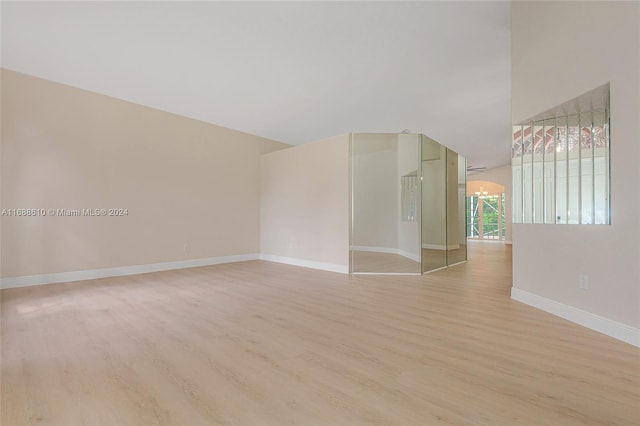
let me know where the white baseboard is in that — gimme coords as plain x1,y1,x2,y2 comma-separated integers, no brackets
259,254,348,274
351,245,396,254
353,272,420,276
422,243,460,250
351,245,420,263
0,254,260,289
511,287,640,348
396,249,421,263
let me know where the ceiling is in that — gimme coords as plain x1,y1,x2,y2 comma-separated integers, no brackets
1,1,512,170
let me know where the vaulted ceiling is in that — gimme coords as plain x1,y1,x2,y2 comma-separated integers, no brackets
1,1,512,170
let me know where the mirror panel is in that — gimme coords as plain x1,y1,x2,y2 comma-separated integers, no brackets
350,132,467,274
555,116,568,224
421,136,448,273
567,114,580,224
350,133,421,274
512,125,523,223
543,118,556,224
446,150,467,265
592,109,609,224
532,121,544,224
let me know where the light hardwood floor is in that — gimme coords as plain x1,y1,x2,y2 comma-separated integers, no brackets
2,242,639,425
351,246,467,274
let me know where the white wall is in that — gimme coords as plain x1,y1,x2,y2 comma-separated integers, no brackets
396,134,421,259
469,165,512,242
351,134,398,250
511,2,639,334
422,144,447,249
260,134,350,273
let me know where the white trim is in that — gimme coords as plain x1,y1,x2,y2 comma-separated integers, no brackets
422,243,460,250
422,266,448,274
396,249,421,263
353,272,420,276
350,245,396,254
511,287,640,348
0,254,260,289
259,254,348,274
351,246,421,263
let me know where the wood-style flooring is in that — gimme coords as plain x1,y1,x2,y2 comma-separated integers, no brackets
2,242,639,425
351,245,467,273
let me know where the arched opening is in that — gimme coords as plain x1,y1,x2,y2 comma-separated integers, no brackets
467,180,506,240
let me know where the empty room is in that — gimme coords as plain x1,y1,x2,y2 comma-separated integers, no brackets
1,1,639,425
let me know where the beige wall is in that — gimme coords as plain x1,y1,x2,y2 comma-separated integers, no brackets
1,69,289,278
512,1,639,328
260,134,349,271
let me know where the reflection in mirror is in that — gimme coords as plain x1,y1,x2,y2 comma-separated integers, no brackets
350,133,421,274
543,118,556,224
447,150,467,265
555,116,568,224
523,123,533,223
421,136,448,273
512,125,523,223
533,121,544,223
567,114,580,224
592,109,609,224
350,132,467,274
513,92,610,226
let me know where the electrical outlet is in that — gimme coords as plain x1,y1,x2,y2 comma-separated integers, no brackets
578,274,589,290
183,243,190,253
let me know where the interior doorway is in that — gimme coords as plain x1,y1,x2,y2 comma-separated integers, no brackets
467,181,506,241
